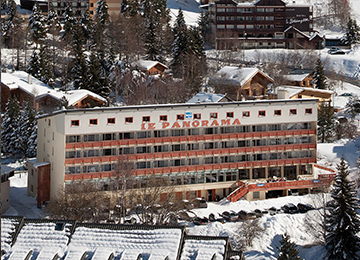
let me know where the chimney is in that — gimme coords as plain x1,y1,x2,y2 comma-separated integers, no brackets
278,89,290,99
28,74,32,84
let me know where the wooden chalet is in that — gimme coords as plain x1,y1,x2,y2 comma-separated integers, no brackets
208,66,274,100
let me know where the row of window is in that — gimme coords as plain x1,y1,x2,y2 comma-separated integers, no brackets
133,151,313,169
66,164,311,184
65,136,313,158
217,8,282,13
66,122,314,143
217,16,276,21
70,109,313,127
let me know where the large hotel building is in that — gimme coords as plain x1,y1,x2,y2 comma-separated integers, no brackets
28,99,333,206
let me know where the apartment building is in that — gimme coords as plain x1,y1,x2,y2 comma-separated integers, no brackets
215,0,323,50
28,99,330,206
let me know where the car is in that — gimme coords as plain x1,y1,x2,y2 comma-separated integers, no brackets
339,93,353,97
297,203,315,213
281,203,298,214
246,212,257,219
254,209,263,218
328,47,345,55
268,207,280,215
192,198,208,208
238,210,248,220
180,200,194,210
209,213,216,222
328,47,341,53
192,216,209,225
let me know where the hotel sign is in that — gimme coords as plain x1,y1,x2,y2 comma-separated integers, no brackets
141,118,241,130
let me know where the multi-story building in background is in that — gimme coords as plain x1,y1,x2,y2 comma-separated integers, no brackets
28,98,336,206
215,0,323,50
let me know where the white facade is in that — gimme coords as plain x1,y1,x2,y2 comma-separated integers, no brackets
32,99,319,202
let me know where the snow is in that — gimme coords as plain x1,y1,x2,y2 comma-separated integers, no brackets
186,92,227,103
1,71,106,107
276,86,334,98
167,0,201,26
210,66,271,86
181,238,226,260
284,74,311,82
135,60,168,71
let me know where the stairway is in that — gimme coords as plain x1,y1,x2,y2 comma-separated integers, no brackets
227,181,249,202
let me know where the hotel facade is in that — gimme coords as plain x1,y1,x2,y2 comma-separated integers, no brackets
28,99,333,206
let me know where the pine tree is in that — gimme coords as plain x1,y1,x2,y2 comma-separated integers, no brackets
341,18,360,46
62,4,77,43
317,102,335,143
313,58,327,90
28,2,46,46
88,52,110,97
277,233,302,260
2,0,18,45
1,96,21,156
71,23,89,90
325,156,360,260
47,3,61,34
171,8,189,78
93,0,110,49
27,121,38,158
79,10,93,47
197,10,211,44
28,49,41,79
39,44,55,88
18,100,36,158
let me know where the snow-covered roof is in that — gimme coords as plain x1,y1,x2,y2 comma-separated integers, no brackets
135,60,168,71
186,92,227,103
284,73,311,82
277,86,333,98
210,66,273,86
180,238,227,260
1,71,106,106
1,165,15,175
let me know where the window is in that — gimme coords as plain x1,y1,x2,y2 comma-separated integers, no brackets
258,110,266,117
226,16,234,20
48,119,51,126
227,112,234,118
217,8,225,12
194,113,201,119
256,16,265,20
160,115,168,121
217,25,225,29
31,185,33,193
237,16,245,20
253,192,260,199
226,8,235,12
290,109,297,115
305,108,313,114
89,119,98,125
226,24,234,29
237,25,245,29
177,114,185,120
217,16,225,20
257,8,264,12
266,16,274,20
125,117,133,123
107,118,115,124
246,24,254,29
143,116,150,122
71,120,79,126
274,110,281,116
210,113,218,119
266,8,274,12
243,111,250,117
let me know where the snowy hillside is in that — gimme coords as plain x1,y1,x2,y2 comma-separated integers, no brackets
167,0,201,26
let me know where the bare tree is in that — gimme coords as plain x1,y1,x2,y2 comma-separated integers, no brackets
303,190,331,244
233,219,265,250
45,181,108,222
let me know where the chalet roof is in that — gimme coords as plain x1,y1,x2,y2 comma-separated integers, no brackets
210,66,274,86
276,86,333,98
1,71,106,106
1,218,242,260
309,32,324,41
284,73,311,82
284,26,310,38
186,92,229,103
135,60,168,71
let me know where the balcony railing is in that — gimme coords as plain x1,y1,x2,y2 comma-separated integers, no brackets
65,129,316,149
